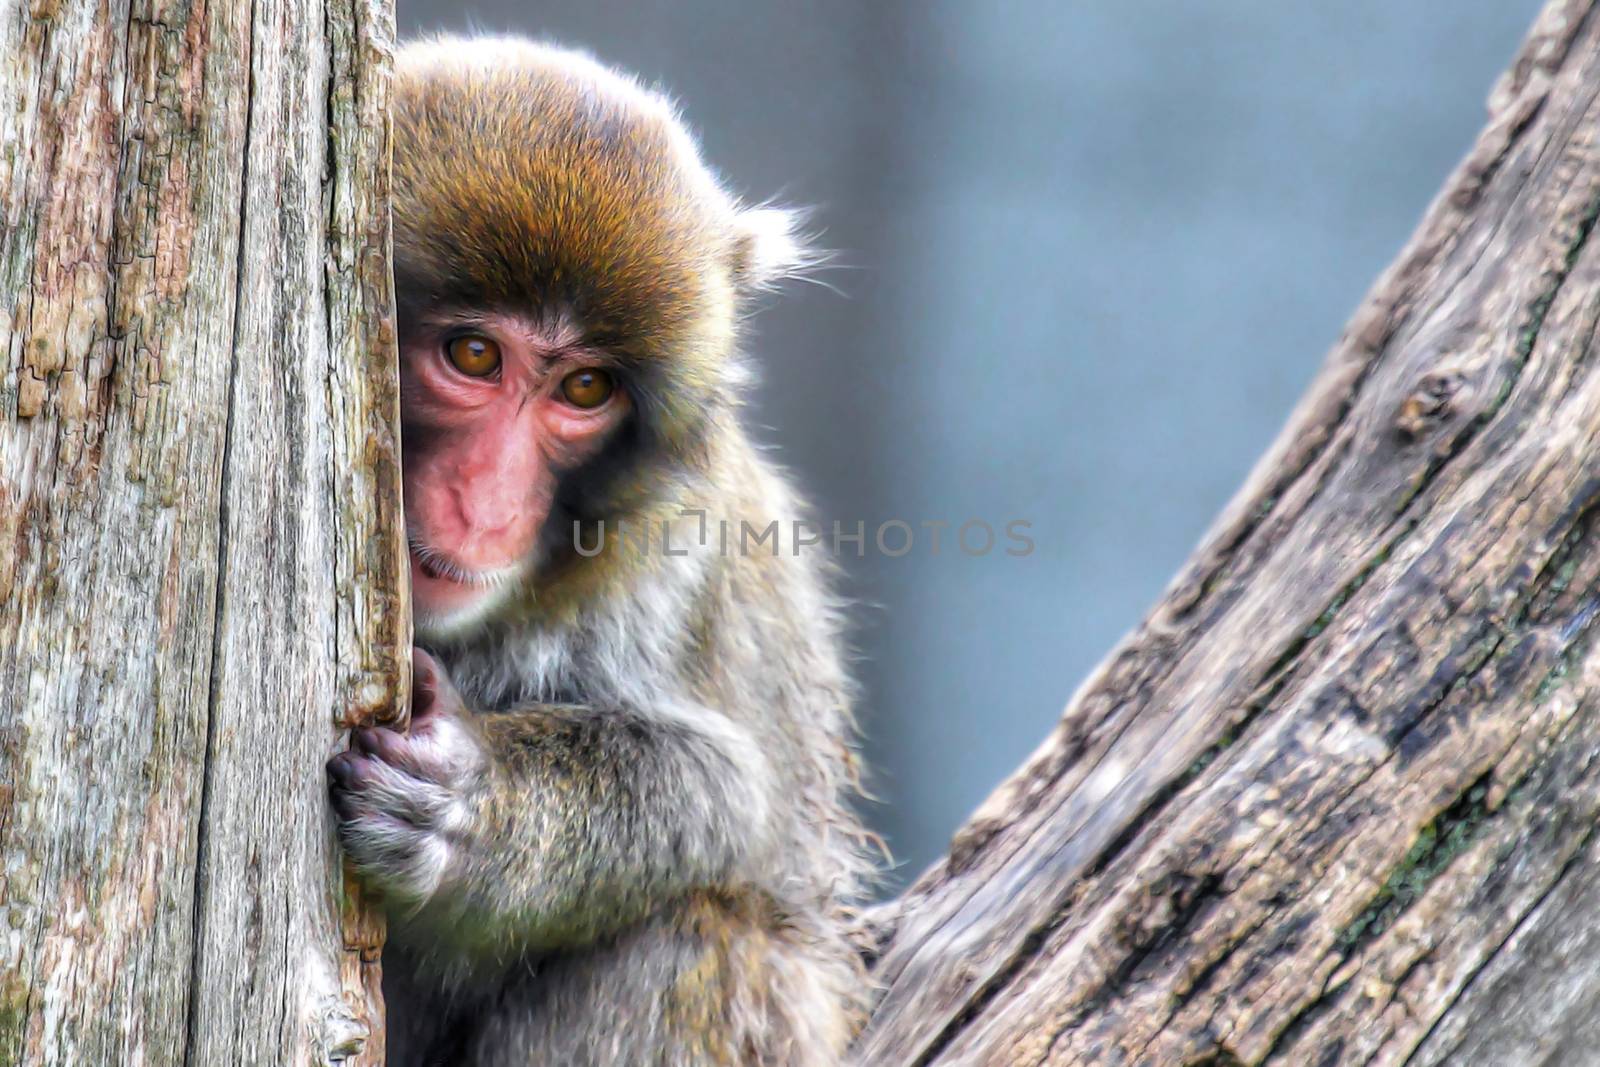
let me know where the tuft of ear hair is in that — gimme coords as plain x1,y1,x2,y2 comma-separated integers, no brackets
733,205,822,291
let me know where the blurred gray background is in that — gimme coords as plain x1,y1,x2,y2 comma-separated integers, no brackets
398,2,1547,892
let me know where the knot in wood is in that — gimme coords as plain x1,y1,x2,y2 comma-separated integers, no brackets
1395,369,1466,439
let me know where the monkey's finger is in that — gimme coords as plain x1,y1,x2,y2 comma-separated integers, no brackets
410,647,465,724
335,812,452,903
411,646,439,711
328,752,378,821
333,749,464,831
327,750,366,789
329,781,359,821
353,725,420,770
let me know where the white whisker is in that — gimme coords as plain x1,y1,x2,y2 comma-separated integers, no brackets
406,530,525,590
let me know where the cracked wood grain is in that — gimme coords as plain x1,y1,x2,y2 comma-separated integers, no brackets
858,2,1600,1064
0,0,403,1061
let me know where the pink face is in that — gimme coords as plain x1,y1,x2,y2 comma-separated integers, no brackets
400,310,630,633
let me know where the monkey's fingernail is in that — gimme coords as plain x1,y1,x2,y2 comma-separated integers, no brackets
327,752,361,787
353,728,380,755
358,727,412,764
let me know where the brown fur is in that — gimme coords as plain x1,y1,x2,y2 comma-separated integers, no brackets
395,40,743,453
332,37,876,1067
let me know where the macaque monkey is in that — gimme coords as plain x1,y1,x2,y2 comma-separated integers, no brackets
326,36,875,1066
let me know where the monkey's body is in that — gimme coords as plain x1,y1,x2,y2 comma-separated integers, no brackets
385,447,869,1066
387,890,843,1065
327,38,874,1065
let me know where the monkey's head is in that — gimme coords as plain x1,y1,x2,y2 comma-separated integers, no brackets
392,38,806,638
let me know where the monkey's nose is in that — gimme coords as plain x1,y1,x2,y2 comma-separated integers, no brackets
455,514,526,560
442,485,532,562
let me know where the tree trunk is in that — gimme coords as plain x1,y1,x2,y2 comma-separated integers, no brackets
0,0,404,1061
860,2,1600,1063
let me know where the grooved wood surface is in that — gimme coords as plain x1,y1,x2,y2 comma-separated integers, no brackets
860,3,1600,1063
0,0,404,1061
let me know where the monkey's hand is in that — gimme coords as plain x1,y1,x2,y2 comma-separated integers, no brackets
327,649,486,904
333,651,778,954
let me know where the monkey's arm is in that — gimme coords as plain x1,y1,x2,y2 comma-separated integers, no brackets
329,651,775,953
463,700,774,943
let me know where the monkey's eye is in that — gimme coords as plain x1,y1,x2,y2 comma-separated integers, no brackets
445,335,502,377
560,369,614,409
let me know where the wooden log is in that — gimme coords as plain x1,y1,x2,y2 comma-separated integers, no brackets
0,0,403,1060
859,2,1600,1063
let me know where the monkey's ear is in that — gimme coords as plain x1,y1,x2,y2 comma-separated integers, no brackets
732,206,814,291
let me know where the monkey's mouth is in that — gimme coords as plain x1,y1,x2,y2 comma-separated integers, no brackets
416,553,451,582
406,536,517,591
411,542,468,585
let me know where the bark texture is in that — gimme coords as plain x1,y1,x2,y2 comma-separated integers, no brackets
860,2,1600,1064
0,0,403,1061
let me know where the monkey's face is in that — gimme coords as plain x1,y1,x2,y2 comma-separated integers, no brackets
390,38,808,637
400,309,632,635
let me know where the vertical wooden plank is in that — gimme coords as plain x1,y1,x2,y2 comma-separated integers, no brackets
182,0,401,1059
0,0,251,1059
0,0,401,1058
325,0,405,1063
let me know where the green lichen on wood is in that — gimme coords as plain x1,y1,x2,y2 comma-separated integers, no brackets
1181,724,1239,783
1179,539,1407,790
0,969,30,1062
1533,652,1576,704
1337,777,1493,951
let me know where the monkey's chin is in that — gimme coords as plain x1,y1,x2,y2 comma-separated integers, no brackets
409,552,514,640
